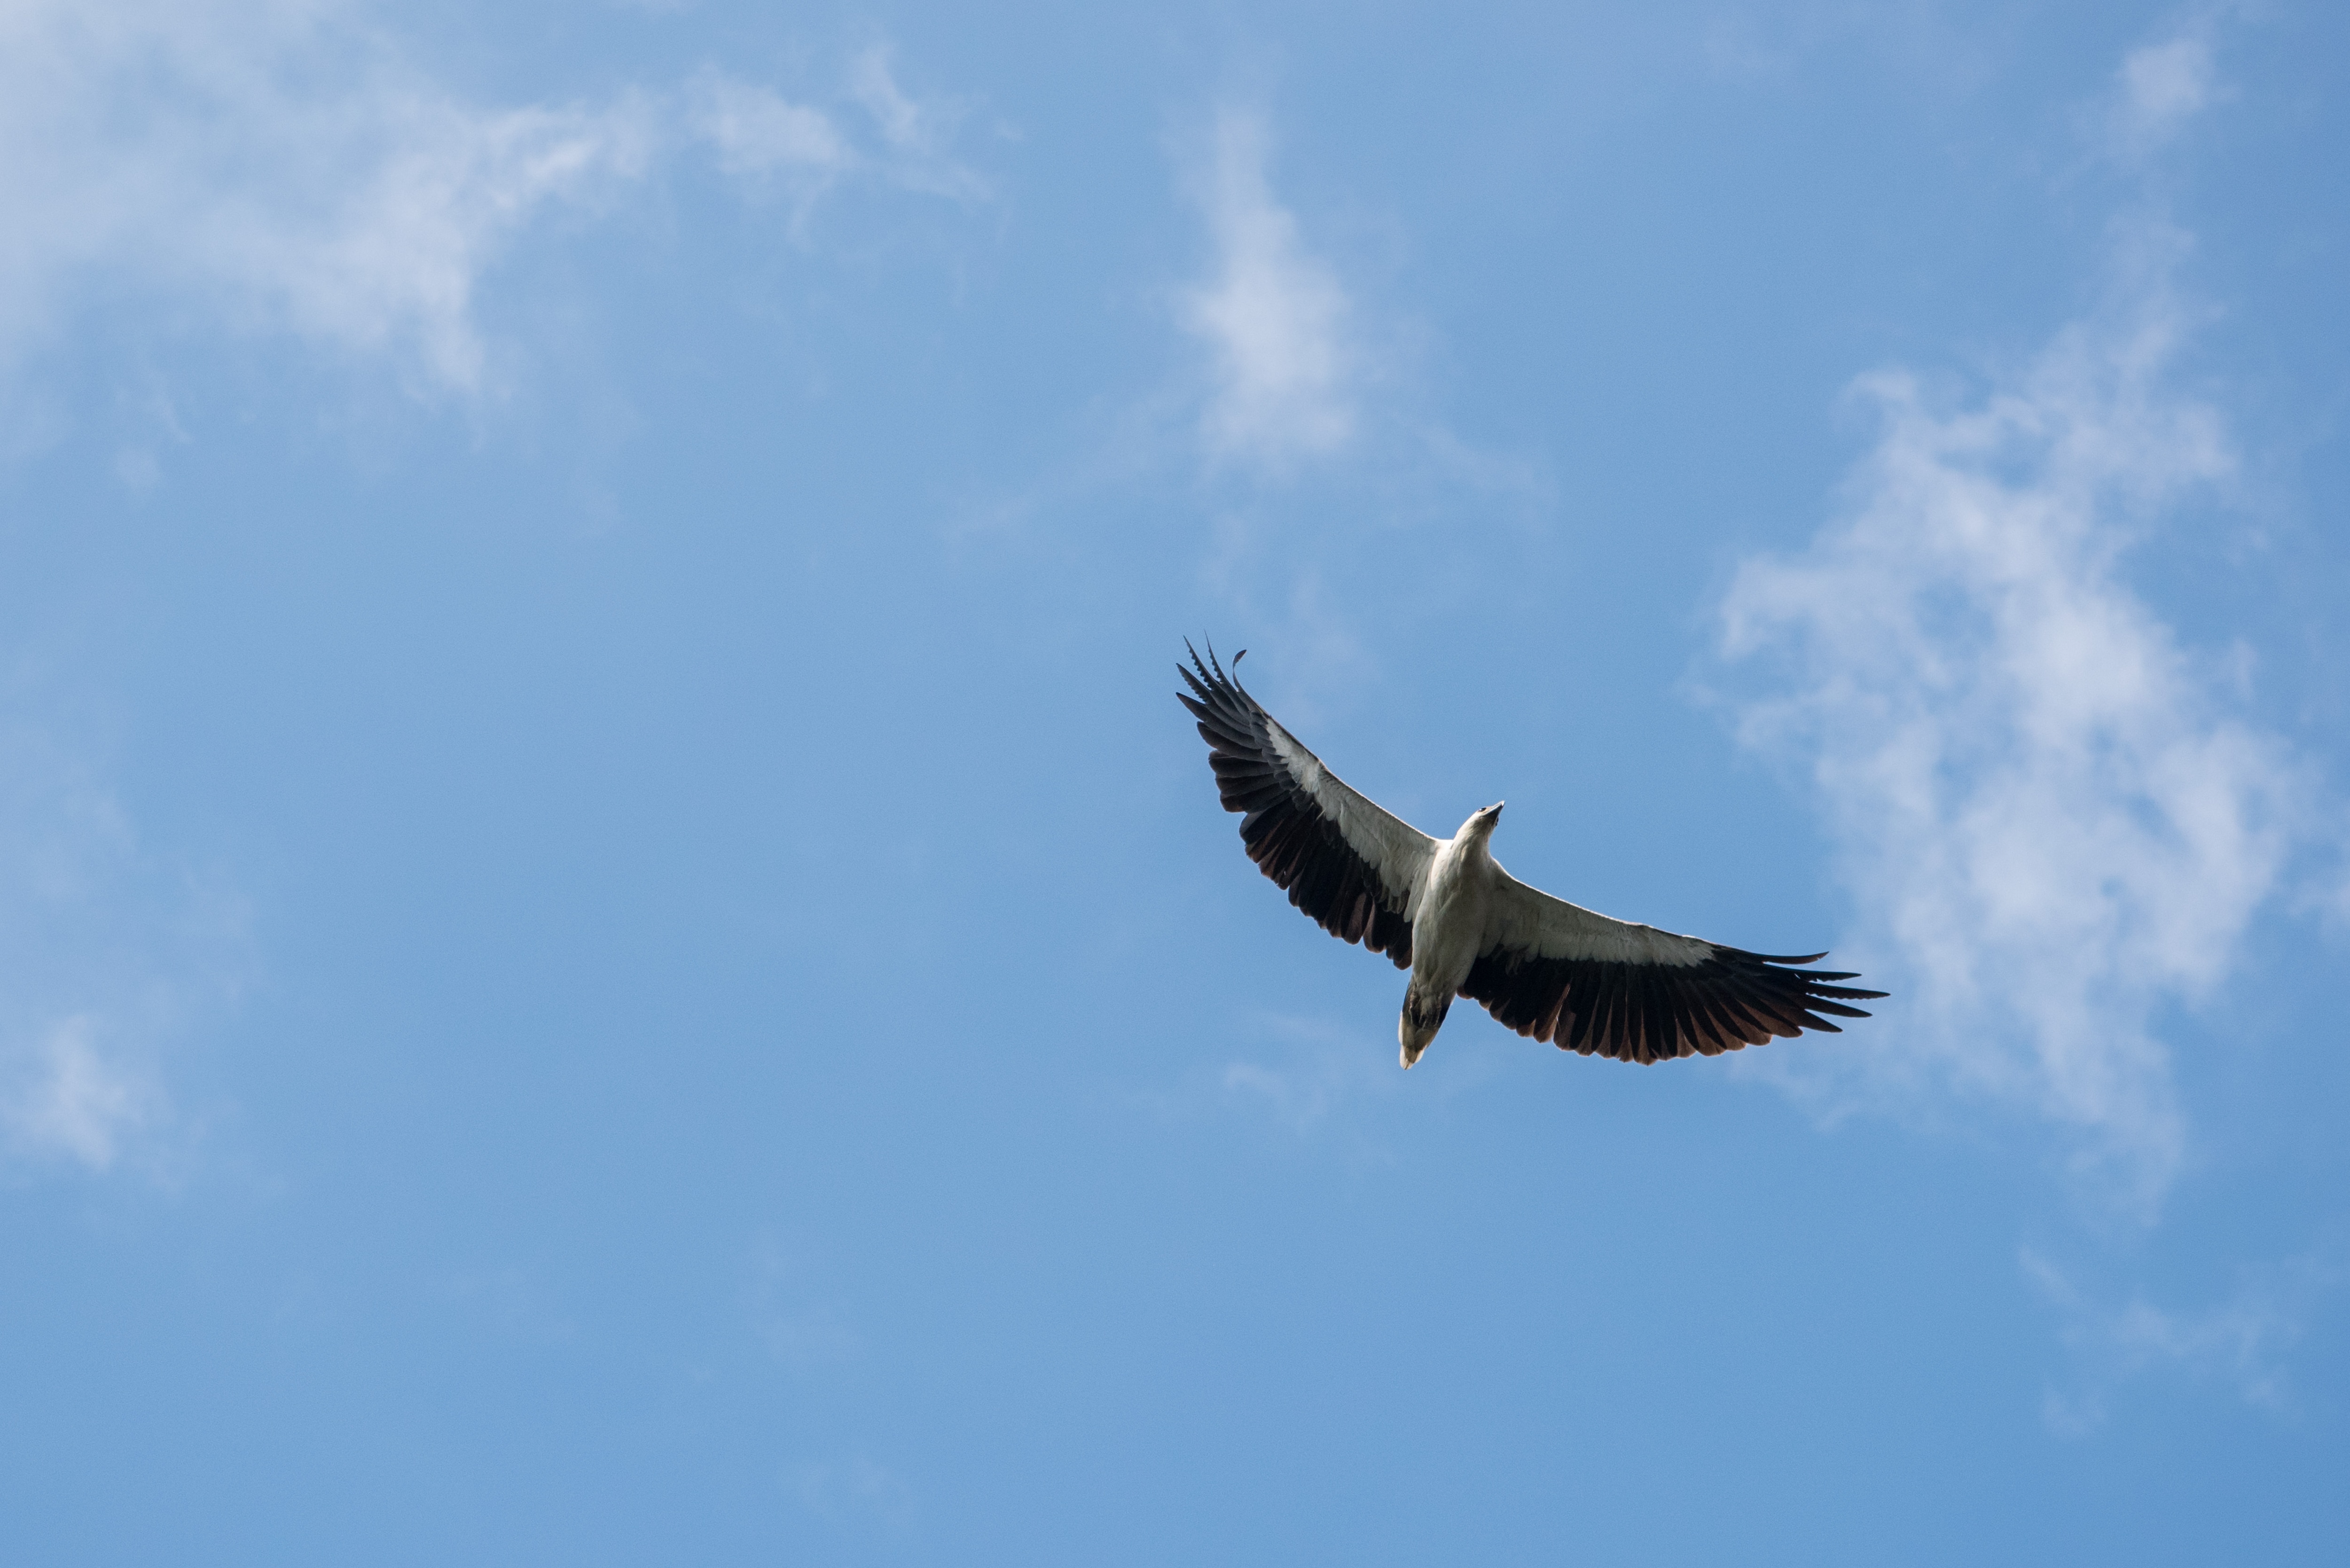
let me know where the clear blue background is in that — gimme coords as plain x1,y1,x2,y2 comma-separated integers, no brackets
3,2,2345,1562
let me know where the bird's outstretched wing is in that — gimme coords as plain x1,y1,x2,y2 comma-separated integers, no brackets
1178,642,1435,969
1461,872,1887,1064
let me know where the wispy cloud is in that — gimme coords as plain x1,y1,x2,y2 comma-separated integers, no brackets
789,1455,916,1536
1,1016,157,1171
846,47,990,202
965,101,1535,573
693,76,853,189
2105,28,2219,161
1178,108,1357,467
1221,1015,1379,1134
746,1235,862,1373
1718,33,2311,1220
0,716,246,1179
2026,1245,2342,1433
0,0,654,394
1213,1006,1502,1158
1221,1003,1412,1130
0,1,983,400
692,48,987,223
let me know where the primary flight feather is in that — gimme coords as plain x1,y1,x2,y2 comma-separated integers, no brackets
1177,641,1886,1068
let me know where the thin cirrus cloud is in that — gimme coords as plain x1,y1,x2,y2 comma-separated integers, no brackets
691,50,987,216
2026,1242,2342,1433
1220,1012,1397,1136
2105,29,2217,161
695,74,855,187
0,0,653,395
0,0,980,400
1176,108,1358,468
2,1017,158,1173
0,718,246,1179
1719,32,2310,1222
0,7,983,1178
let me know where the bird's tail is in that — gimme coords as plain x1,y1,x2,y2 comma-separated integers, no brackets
1399,983,1451,1069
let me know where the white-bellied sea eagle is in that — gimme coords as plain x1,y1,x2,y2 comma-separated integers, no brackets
1179,642,1885,1068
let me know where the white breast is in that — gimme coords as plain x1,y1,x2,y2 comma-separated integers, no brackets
1409,837,1494,995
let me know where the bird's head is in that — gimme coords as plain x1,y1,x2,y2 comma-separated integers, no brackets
1464,802,1504,840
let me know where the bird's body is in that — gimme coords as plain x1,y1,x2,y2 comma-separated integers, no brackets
1177,642,1884,1068
1398,809,1496,1063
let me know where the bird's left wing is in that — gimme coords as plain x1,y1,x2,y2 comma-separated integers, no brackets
1462,870,1886,1064
1178,643,1435,968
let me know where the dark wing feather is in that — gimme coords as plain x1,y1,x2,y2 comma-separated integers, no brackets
1178,642,1436,969
1460,869,1886,1065
1460,941,1886,1065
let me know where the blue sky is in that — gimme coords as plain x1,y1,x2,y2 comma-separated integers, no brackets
4,1,2347,1561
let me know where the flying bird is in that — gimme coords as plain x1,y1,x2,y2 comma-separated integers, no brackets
1178,642,1885,1069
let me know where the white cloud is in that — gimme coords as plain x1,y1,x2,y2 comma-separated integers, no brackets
790,1456,916,1535
0,1,982,399
849,48,930,152
689,75,854,234
746,1235,862,1372
1719,226,2308,1219
433,1265,580,1342
2026,1246,2339,1432
1223,1048,1356,1133
2109,31,2217,158
694,77,853,182
1220,1011,1395,1133
845,47,989,202
0,0,653,394
0,716,245,1178
1178,109,1357,466
691,51,987,220
2,1017,155,1170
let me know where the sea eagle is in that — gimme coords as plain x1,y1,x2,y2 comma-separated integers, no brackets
1178,643,1885,1068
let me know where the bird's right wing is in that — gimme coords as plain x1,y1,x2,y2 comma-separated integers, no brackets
1178,643,1436,968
